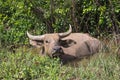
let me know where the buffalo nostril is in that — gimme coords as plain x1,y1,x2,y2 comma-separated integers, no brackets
56,48,63,53
52,47,62,53
59,48,63,52
53,48,57,51
58,48,62,51
52,48,64,58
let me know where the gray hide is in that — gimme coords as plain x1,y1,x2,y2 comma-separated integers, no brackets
27,25,102,64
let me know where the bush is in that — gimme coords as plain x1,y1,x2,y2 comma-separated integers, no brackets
0,49,61,80
0,0,120,47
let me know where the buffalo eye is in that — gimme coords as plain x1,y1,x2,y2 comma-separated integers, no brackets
45,40,50,43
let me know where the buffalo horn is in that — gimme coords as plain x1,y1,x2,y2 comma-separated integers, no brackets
27,31,44,40
59,24,72,38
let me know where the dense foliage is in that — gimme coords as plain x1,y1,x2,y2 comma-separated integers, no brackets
0,0,120,46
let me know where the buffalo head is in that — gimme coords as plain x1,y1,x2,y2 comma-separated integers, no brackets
27,25,75,57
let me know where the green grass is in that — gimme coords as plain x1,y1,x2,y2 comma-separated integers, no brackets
0,45,120,80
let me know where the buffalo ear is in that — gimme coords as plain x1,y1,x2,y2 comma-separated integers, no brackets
29,40,44,47
60,39,76,48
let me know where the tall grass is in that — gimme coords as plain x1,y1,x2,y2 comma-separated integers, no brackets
0,40,120,80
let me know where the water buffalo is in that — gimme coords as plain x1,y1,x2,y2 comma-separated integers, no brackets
27,25,102,64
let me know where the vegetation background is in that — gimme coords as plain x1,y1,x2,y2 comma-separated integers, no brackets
0,0,120,80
